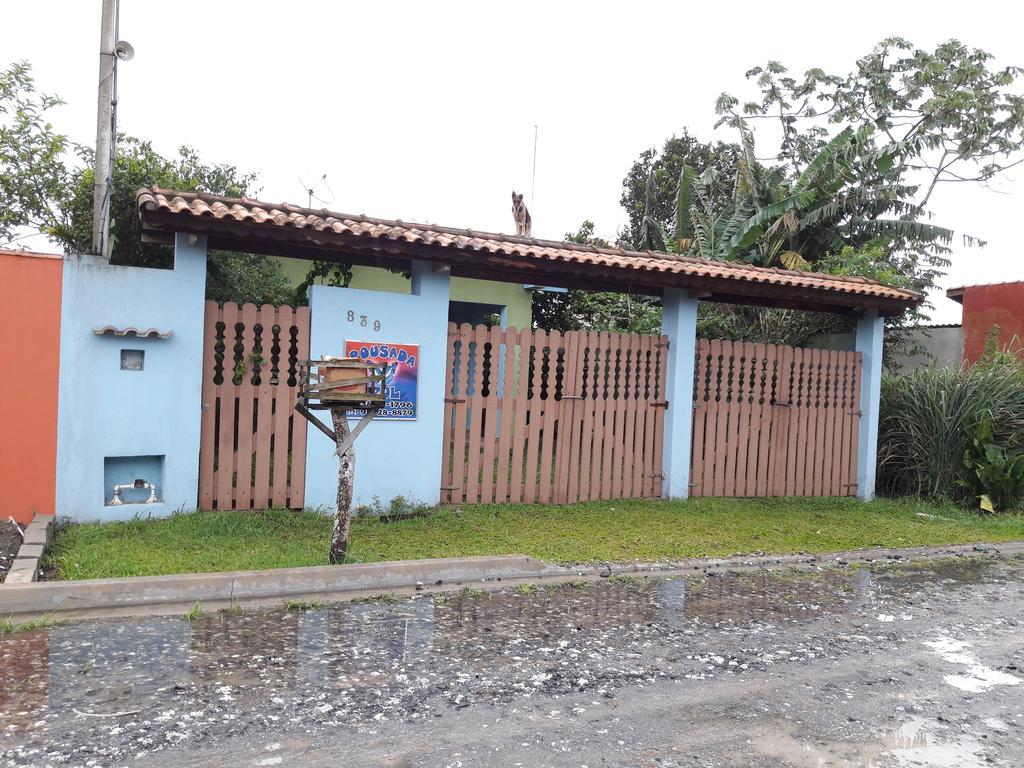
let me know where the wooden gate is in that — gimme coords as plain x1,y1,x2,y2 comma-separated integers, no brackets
198,301,310,510
441,324,669,505
690,339,862,497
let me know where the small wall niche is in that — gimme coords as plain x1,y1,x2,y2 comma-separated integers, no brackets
120,348,145,371
103,455,165,506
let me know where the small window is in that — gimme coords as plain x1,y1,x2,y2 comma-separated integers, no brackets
121,349,145,371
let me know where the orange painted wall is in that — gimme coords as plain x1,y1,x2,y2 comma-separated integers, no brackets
0,250,62,523
961,282,1024,364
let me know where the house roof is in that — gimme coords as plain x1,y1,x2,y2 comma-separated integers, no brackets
947,280,1024,304
0,248,63,261
137,187,923,315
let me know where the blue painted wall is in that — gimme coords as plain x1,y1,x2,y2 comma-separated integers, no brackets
855,310,885,501
661,288,699,499
55,235,208,521
304,263,451,511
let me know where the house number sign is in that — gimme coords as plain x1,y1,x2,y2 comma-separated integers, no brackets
346,310,381,332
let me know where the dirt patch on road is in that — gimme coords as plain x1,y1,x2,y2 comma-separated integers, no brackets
0,520,22,583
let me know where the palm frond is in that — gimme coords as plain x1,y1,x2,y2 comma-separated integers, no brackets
639,171,663,250
779,250,811,270
641,214,667,251
672,164,697,242
794,126,857,193
845,218,954,244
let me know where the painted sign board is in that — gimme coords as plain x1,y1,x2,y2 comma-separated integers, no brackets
344,340,419,420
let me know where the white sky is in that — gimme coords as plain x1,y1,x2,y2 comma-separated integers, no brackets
8,0,1024,323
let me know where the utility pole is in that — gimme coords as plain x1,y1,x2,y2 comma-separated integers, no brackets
91,0,117,257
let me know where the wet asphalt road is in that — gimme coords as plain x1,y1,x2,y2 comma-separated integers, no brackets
1,556,1022,767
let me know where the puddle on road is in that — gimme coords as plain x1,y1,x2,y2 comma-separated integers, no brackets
869,555,1003,589
756,715,991,768
0,557,1011,766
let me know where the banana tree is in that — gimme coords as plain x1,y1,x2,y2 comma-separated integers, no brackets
644,119,965,270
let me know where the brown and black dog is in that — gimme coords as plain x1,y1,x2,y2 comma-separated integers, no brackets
512,191,532,237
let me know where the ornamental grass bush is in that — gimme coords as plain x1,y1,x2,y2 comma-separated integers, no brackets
877,355,1024,508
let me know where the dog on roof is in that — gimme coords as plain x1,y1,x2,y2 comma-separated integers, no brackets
512,191,532,237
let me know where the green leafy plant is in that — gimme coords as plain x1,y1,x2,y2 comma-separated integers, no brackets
219,600,244,616
355,496,433,522
961,415,1024,512
0,614,62,637
0,61,69,246
878,356,1024,505
284,600,323,612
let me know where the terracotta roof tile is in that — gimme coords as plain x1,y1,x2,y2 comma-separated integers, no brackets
137,187,922,312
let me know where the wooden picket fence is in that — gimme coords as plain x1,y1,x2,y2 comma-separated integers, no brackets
441,324,669,505
689,339,862,497
198,301,310,510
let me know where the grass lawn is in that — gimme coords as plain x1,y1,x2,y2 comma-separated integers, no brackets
44,497,1024,581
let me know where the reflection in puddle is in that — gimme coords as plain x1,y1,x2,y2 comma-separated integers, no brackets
756,716,990,768
0,557,1009,766
883,716,988,768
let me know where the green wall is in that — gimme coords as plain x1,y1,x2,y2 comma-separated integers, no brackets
275,257,533,329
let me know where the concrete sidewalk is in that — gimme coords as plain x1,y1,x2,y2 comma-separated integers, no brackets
2,540,1022,621
0,555,561,619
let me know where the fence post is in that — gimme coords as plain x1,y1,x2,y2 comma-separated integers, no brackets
855,309,884,500
661,288,699,499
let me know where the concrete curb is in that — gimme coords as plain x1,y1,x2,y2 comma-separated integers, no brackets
4,514,54,584
571,540,1024,578
0,555,562,618
1,540,1020,621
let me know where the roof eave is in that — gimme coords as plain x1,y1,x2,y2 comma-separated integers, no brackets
139,192,922,317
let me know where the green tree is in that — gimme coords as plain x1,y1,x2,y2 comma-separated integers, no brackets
51,137,292,305
710,39,1024,299
1,61,290,304
646,122,960,272
617,38,1024,351
0,61,69,246
718,38,1024,211
619,130,739,250
51,137,255,266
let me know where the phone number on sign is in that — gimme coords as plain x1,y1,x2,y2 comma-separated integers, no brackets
348,402,416,419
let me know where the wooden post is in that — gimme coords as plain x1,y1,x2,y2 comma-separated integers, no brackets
329,408,355,563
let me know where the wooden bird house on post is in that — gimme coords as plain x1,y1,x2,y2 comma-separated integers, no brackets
296,356,386,563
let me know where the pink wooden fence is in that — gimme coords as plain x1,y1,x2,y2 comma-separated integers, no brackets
198,301,310,510
690,339,862,497
441,324,669,505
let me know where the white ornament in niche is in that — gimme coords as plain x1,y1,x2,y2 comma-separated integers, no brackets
121,349,144,371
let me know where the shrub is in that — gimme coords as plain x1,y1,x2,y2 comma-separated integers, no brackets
354,496,433,522
961,415,1024,512
877,357,1024,506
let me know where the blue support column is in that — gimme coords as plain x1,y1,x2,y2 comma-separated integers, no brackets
661,288,699,499
855,310,885,500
